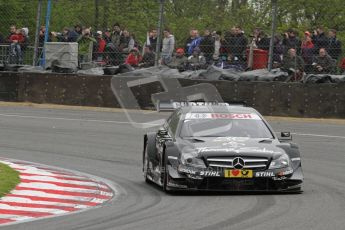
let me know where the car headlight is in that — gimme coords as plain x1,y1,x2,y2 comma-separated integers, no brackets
180,151,206,169
269,154,291,169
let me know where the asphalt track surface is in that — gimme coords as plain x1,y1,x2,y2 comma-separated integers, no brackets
0,105,344,230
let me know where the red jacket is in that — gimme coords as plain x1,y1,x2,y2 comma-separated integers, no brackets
339,58,345,70
125,53,142,66
301,40,314,49
9,33,24,43
96,38,106,53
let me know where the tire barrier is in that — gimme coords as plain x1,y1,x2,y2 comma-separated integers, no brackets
0,71,345,118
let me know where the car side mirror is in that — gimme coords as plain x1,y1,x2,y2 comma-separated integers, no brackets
158,129,169,136
278,132,292,141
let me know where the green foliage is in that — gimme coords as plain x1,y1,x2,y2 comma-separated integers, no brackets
0,162,20,197
1,0,345,46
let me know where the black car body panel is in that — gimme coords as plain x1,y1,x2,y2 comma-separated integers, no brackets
143,104,303,192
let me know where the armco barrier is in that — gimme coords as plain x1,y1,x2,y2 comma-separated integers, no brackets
0,72,344,118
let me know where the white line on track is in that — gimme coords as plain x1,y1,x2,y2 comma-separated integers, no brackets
292,132,345,139
1,112,344,139
0,113,161,126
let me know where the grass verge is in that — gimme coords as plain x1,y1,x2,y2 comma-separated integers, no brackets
0,162,20,197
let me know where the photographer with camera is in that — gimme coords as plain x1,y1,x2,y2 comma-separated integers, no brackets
311,26,328,54
282,28,301,55
51,27,79,43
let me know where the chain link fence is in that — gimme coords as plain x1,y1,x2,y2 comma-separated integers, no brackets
0,0,345,77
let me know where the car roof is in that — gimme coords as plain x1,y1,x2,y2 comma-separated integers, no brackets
179,105,258,115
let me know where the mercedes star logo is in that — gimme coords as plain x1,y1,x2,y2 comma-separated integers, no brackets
233,157,245,169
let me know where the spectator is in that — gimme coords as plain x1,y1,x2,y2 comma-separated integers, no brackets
125,48,142,67
6,25,17,44
103,28,112,44
20,27,30,62
131,32,142,51
339,57,345,74
51,27,79,42
185,29,198,55
8,28,25,64
301,31,314,73
230,26,248,63
282,48,305,81
327,29,342,60
77,28,96,64
187,30,202,56
38,26,49,47
282,28,301,54
111,23,122,47
149,29,158,51
167,48,187,70
119,29,134,53
139,45,155,68
74,24,83,35
20,27,30,53
161,28,175,65
39,27,45,45
199,29,215,63
8,29,24,43
186,47,206,70
312,48,335,74
212,31,222,61
104,42,121,66
312,26,329,53
215,52,244,71
253,28,270,50
222,27,236,55
93,31,106,62
273,35,284,68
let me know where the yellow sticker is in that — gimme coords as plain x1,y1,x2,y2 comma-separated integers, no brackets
224,169,253,178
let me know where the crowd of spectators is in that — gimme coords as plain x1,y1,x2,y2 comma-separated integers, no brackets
0,25,30,64
1,23,345,78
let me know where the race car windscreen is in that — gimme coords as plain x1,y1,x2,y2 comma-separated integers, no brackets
180,113,273,138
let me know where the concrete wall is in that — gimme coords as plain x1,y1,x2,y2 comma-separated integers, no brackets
0,72,344,118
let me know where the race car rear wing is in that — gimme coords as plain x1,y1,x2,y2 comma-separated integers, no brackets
155,101,244,112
